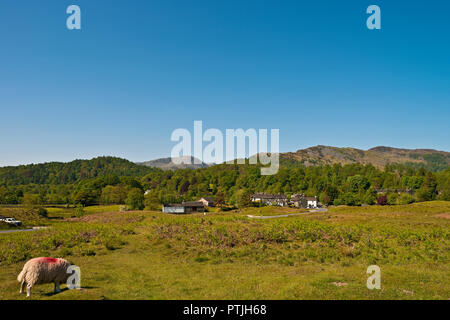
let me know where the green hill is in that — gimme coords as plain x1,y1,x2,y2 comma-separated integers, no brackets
0,156,154,186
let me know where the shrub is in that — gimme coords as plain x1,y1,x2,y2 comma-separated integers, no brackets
387,193,399,205
398,193,415,205
74,206,85,218
338,193,361,206
36,207,48,218
363,194,376,205
377,195,388,206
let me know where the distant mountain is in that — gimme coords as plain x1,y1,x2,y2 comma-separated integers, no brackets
280,145,450,171
137,156,211,170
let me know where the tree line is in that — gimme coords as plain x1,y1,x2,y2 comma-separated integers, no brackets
0,157,449,209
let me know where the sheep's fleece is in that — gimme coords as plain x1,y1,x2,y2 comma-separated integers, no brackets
18,257,71,296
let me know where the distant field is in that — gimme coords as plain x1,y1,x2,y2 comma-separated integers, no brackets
0,202,449,300
0,205,122,226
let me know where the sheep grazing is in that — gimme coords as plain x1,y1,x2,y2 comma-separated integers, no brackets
17,257,71,297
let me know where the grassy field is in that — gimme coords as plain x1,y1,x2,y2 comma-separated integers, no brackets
0,202,449,300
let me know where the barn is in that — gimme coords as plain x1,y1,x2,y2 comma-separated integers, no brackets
162,201,205,214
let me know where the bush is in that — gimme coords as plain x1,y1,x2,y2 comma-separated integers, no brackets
319,192,332,205
36,207,48,218
437,188,450,201
333,194,361,206
377,195,388,206
363,194,376,205
398,193,415,205
387,193,398,205
74,206,85,218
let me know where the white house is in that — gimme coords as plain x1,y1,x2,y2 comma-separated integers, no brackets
306,196,318,208
290,194,319,208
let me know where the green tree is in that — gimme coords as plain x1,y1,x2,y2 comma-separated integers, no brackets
347,175,370,192
144,190,160,211
340,193,361,206
100,185,128,204
126,188,144,210
234,189,252,208
319,191,332,205
417,173,438,201
73,189,97,206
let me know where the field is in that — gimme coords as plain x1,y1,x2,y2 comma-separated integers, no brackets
0,202,449,300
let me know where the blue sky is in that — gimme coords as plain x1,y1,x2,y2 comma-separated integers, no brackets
0,0,449,166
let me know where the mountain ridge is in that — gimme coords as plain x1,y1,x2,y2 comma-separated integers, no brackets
136,156,211,170
280,145,450,171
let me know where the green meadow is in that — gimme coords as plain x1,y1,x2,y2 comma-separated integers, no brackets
0,202,449,300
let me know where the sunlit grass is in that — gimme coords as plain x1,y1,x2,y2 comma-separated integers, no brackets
0,202,448,300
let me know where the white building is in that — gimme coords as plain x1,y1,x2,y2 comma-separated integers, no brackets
306,196,318,208
290,194,319,208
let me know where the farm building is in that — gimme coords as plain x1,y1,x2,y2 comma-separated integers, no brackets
290,194,319,208
251,193,288,206
162,201,205,214
198,197,215,207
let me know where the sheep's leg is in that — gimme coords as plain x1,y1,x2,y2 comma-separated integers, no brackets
20,280,26,294
54,282,61,293
26,284,32,297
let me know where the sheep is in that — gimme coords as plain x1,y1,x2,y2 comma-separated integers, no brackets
17,257,71,297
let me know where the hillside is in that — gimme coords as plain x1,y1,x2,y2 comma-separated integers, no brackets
137,156,211,170
0,146,448,187
280,146,450,171
0,157,154,186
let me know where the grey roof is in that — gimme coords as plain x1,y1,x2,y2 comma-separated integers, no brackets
290,194,303,201
251,193,288,199
182,201,205,207
164,201,205,208
163,204,185,208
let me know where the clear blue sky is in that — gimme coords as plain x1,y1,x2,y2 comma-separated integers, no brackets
0,0,449,166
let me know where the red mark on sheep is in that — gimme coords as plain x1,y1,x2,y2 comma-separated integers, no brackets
40,257,59,263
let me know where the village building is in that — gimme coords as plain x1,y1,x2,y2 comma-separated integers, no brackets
251,193,288,206
290,194,319,208
197,197,215,207
162,201,205,214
